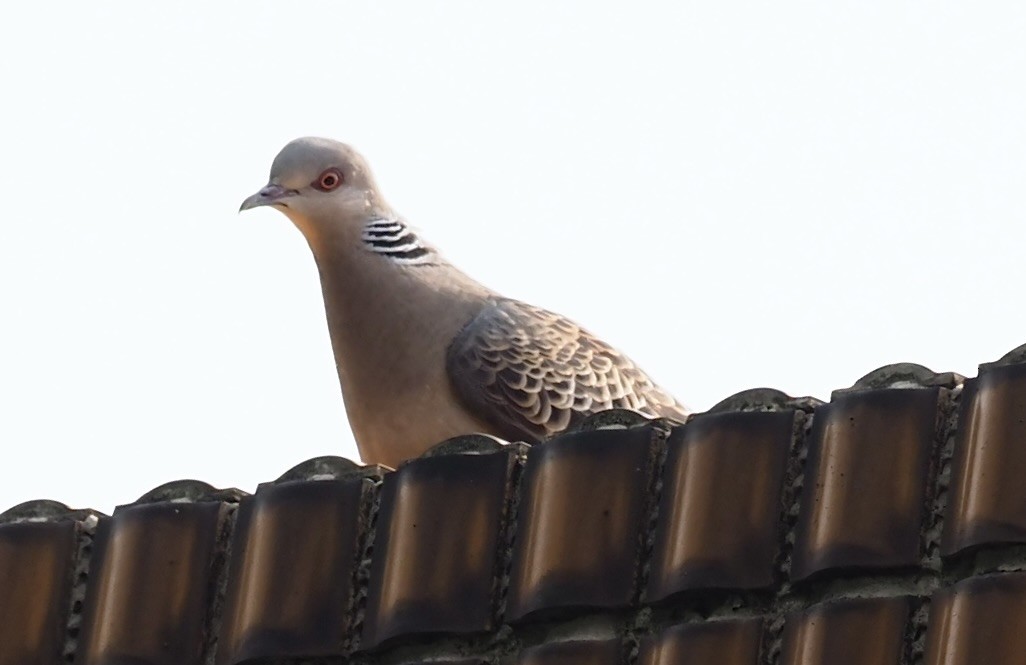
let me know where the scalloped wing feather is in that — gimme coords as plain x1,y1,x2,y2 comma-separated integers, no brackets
446,298,689,442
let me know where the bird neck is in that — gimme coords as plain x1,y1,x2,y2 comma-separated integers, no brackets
302,216,494,433
360,217,439,265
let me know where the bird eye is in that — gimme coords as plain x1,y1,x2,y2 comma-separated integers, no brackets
313,168,343,191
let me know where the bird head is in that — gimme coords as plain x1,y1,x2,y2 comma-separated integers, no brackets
240,137,385,236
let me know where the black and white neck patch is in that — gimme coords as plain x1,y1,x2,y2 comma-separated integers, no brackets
361,218,438,265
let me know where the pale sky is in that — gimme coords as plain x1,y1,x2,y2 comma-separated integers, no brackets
2,2,1024,513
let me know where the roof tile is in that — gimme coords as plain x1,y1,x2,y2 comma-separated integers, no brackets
77,493,233,665
637,618,764,665
647,410,796,600
924,572,1026,665
360,442,524,649
780,595,910,665
517,639,623,665
0,504,87,665
405,660,489,665
792,380,945,581
217,462,378,663
506,424,662,622
943,356,1026,556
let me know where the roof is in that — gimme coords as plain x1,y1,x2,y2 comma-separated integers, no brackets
5,344,1026,664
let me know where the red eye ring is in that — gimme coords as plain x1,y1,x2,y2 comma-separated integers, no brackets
313,168,344,191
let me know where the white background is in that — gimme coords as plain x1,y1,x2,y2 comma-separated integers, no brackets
1,2,1024,513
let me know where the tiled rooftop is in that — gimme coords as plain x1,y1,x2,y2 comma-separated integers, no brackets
6,345,1026,664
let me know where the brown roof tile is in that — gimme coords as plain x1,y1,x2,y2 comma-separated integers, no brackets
924,572,1026,665
360,439,524,649
217,457,381,663
779,595,911,665
506,421,665,622
406,660,489,665
791,364,955,581
516,639,623,665
647,408,797,601
943,348,1026,556
77,481,238,665
637,618,764,665
0,501,98,665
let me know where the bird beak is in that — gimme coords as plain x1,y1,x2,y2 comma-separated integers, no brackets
239,183,297,212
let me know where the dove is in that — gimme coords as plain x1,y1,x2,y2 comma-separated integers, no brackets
241,137,688,467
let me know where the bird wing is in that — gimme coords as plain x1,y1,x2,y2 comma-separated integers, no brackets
446,298,689,442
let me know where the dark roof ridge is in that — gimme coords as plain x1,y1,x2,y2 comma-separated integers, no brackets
709,387,823,413
273,455,386,484
0,499,104,524
421,433,510,459
134,479,246,505
982,341,1026,369
835,362,964,396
